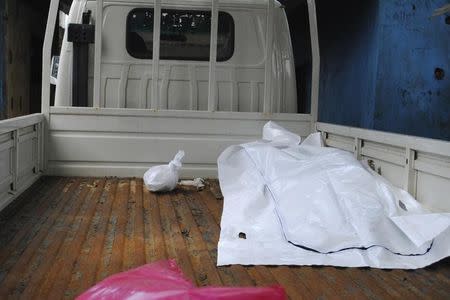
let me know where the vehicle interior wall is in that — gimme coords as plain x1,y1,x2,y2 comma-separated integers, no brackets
316,0,450,141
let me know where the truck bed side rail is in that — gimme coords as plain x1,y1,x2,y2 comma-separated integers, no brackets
317,122,450,212
0,114,45,212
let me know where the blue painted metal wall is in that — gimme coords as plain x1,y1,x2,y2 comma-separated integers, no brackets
317,0,379,128
374,1,450,140
0,0,5,120
317,0,450,141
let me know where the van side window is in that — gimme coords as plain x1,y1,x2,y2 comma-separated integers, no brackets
126,8,234,61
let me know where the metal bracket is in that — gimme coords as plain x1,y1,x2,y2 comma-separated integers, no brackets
68,24,95,44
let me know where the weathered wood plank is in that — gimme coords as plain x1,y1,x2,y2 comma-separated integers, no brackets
122,179,146,270
158,193,196,283
23,179,95,299
171,191,223,286
0,176,47,225
198,189,223,224
290,266,348,299
0,178,86,298
0,176,55,236
196,189,282,289
371,268,445,299
0,177,64,273
143,186,167,263
65,178,118,298
208,180,223,200
269,266,316,300
245,266,279,287
44,179,107,300
344,268,400,299
185,190,254,287
96,179,129,281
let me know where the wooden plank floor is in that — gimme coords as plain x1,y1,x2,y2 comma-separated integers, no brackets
0,176,449,299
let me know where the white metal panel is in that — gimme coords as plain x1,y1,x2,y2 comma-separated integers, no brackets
237,82,251,112
262,0,274,113
48,107,311,178
88,0,283,7
307,0,320,129
0,114,45,129
105,78,121,107
18,137,36,174
0,132,13,196
322,132,354,153
415,151,450,212
126,80,141,108
151,0,161,109
208,0,219,111
49,107,310,134
368,159,405,188
318,122,450,212
42,0,60,116
0,114,44,212
93,0,104,108
274,8,297,113
56,1,297,113
317,122,450,158
361,141,405,166
49,161,219,178
416,172,450,213
0,149,11,180
49,133,248,164
168,81,191,110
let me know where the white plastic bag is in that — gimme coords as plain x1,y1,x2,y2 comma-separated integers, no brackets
217,123,450,269
179,178,206,191
144,151,185,192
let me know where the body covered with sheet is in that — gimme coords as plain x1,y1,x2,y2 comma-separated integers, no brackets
217,123,450,269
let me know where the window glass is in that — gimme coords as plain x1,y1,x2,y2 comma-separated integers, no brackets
127,8,234,61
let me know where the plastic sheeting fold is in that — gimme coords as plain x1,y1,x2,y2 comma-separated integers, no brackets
217,122,450,269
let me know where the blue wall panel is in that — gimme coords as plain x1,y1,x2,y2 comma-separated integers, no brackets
373,1,450,140
0,0,5,120
317,0,450,141
317,0,380,129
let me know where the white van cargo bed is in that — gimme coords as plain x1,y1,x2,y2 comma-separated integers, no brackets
0,0,449,297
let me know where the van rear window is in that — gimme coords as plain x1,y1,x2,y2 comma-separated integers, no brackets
126,8,234,61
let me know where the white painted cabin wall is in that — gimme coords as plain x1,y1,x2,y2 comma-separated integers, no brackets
0,114,44,211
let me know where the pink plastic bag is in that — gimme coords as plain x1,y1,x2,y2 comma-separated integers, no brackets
77,260,286,300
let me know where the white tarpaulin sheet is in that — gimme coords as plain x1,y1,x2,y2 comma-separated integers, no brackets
217,122,450,269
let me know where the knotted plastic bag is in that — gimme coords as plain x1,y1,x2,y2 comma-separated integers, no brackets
144,151,185,192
